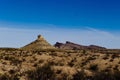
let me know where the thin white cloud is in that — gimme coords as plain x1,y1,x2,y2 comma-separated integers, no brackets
0,26,120,49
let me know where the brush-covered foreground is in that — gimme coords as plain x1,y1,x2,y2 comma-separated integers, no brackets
0,48,120,80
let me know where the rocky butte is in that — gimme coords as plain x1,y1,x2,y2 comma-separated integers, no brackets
21,35,55,50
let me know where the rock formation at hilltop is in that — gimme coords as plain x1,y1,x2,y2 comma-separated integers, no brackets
21,35,106,50
54,41,106,50
21,35,55,50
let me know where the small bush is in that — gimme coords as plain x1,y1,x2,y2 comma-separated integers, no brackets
89,64,98,71
27,63,55,80
0,74,19,80
73,70,86,80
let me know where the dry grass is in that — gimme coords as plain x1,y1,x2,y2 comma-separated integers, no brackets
0,48,120,80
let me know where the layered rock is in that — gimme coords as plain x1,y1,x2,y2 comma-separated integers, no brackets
54,41,106,50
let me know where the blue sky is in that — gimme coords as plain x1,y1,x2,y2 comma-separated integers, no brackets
0,0,120,48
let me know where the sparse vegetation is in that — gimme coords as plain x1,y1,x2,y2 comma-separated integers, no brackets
0,35,120,80
0,48,120,80
27,63,55,80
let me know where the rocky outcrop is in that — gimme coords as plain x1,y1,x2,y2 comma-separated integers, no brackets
21,35,55,50
54,41,106,50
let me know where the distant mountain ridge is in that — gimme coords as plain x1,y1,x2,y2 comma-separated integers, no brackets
54,41,106,50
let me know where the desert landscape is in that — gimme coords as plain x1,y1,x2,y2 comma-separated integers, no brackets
0,35,120,80
1,0,120,80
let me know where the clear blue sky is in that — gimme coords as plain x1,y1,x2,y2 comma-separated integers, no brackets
0,0,120,30
0,0,120,48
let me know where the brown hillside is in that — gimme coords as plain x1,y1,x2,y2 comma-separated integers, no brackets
21,35,55,50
